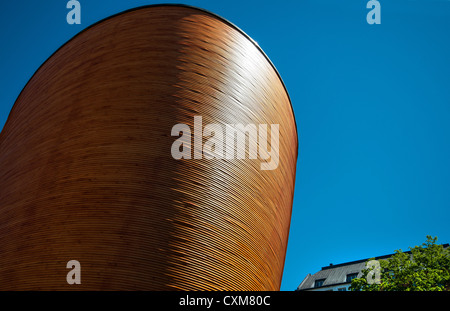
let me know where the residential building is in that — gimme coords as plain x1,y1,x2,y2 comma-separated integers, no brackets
296,243,449,291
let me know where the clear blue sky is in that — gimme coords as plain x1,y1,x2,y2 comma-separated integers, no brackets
1,0,449,291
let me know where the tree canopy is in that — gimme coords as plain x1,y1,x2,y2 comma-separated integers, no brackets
350,236,450,291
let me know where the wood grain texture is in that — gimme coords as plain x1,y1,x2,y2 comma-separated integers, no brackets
0,5,298,290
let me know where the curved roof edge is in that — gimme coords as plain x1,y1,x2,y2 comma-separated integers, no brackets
4,3,298,150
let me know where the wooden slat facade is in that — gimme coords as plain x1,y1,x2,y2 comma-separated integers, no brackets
0,5,298,290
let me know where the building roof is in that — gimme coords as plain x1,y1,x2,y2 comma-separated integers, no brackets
297,261,366,291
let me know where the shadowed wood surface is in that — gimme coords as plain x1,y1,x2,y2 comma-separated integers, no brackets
0,5,297,290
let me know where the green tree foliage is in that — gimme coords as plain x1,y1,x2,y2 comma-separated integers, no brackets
350,236,450,291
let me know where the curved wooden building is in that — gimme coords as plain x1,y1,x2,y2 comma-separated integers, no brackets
0,5,297,290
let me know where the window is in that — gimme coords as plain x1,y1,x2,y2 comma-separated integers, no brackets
314,279,326,288
338,287,347,291
346,273,358,283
